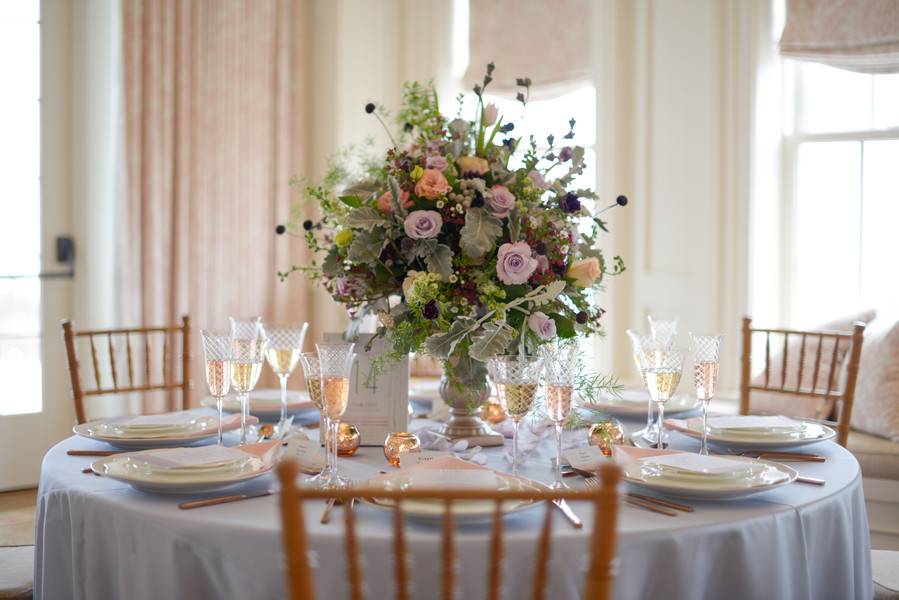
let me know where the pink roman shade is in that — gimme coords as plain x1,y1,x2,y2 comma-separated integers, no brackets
779,0,899,73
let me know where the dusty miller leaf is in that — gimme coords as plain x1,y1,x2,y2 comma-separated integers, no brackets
426,244,453,280
528,280,566,306
347,229,384,264
411,239,438,259
346,207,387,231
423,317,475,359
469,321,517,362
459,208,502,258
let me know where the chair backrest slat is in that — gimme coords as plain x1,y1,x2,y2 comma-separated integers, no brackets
276,461,622,600
442,499,455,600
346,495,363,600
61,317,192,423
738,315,866,447
488,499,503,600
531,500,554,600
394,500,408,600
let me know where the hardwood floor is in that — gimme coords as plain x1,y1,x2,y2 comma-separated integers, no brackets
0,488,37,546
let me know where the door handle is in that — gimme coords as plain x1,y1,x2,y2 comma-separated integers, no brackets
0,235,74,280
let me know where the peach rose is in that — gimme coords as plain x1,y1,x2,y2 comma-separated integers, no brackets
377,189,412,213
456,156,489,176
566,257,602,288
414,169,452,200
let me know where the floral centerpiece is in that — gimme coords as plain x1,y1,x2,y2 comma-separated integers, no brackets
281,64,625,443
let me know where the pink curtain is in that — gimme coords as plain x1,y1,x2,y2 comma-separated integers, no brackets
121,0,319,411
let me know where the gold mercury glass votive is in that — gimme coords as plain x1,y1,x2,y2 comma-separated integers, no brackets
336,423,361,457
383,432,421,467
480,397,507,425
589,419,625,456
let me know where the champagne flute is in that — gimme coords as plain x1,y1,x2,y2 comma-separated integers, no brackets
541,342,578,490
639,348,685,449
264,323,309,428
627,330,664,441
315,342,356,489
488,355,543,476
229,317,267,445
691,334,723,455
201,330,232,445
299,352,332,486
648,315,678,349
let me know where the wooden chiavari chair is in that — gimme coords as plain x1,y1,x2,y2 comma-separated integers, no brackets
61,316,191,424
739,316,865,447
276,459,622,600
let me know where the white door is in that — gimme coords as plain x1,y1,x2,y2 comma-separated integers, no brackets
0,1,75,490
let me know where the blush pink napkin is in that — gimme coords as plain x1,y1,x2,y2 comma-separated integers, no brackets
663,418,698,436
238,439,282,468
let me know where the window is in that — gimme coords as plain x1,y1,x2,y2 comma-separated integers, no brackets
782,61,899,327
0,2,42,415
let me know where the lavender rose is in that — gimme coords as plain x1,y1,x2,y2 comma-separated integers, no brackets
495,241,538,285
403,210,443,239
528,170,549,190
486,185,515,218
528,311,557,340
425,155,448,171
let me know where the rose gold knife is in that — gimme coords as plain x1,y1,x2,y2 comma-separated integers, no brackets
552,499,583,529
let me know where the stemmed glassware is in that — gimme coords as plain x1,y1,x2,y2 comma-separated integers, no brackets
691,334,723,455
541,342,578,490
229,317,268,445
264,323,309,428
639,348,685,449
627,330,664,441
298,352,332,486
488,355,543,476
315,342,356,488
648,316,678,349
201,330,232,445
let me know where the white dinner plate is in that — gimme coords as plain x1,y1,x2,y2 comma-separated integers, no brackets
201,389,315,421
583,389,700,417
74,417,223,450
91,449,273,494
623,455,798,500
676,419,837,450
362,472,545,523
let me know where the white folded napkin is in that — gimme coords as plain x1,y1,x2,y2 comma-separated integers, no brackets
131,445,249,470
707,415,802,431
640,452,755,475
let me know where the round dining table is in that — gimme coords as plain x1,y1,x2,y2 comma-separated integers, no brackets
34,411,873,600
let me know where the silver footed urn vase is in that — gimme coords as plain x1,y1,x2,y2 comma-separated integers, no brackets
435,351,504,446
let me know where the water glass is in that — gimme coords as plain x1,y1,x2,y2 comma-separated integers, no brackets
639,348,685,449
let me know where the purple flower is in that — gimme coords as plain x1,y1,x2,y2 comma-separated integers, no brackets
486,185,515,218
528,312,557,340
403,210,443,239
528,170,549,190
576,311,588,324
425,155,448,171
559,146,573,162
496,241,538,285
560,192,581,213
422,300,439,320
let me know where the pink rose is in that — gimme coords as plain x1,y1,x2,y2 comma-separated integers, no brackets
404,210,443,239
414,169,452,200
482,102,498,126
496,242,538,285
528,311,557,340
426,155,448,171
487,185,516,218
377,189,412,213
457,156,489,176
528,170,549,190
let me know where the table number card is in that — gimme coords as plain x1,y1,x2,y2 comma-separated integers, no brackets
563,446,609,473
323,333,409,446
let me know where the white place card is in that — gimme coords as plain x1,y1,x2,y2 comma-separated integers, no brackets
563,446,609,472
640,452,752,475
323,333,409,446
290,438,326,473
400,450,453,468
707,415,801,430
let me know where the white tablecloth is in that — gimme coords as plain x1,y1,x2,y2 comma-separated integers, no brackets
35,417,872,600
